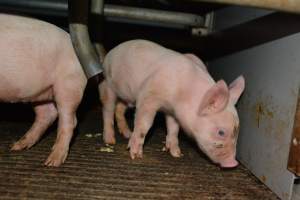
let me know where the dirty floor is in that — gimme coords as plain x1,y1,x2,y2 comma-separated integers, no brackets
0,105,278,200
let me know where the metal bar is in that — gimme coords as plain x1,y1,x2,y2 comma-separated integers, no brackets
0,0,67,11
90,0,105,58
102,5,204,27
0,0,204,27
191,0,300,14
0,0,67,16
94,43,107,63
1,0,300,17
68,0,103,78
91,0,104,15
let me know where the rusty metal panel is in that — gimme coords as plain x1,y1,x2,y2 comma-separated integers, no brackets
209,32,300,200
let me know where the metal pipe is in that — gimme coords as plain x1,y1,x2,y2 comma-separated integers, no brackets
0,0,67,16
90,0,106,60
68,0,103,78
102,5,204,27
0,1,204,27
91,0,104,15
94,43,107,63
191,0,300,14
1,0,300,16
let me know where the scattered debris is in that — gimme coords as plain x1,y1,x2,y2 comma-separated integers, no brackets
99,147,114,153
94,133,102,137
162,147,167,152
85,133,102,138
85,133,93,138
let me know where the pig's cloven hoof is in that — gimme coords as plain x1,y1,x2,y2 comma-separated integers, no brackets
44,147,68,167
164,144,182,158
103,133,116,145
169,147,182,158
165,140,182,158
128,136,143,159
11,138,35,151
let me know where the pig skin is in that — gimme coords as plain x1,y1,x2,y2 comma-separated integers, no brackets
99,39,245,168
0,14,87,167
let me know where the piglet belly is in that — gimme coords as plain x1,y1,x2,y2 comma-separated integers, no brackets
109,78,137,105
0,71,53,103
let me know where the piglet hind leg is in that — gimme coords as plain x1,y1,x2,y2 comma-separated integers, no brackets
115,101,131,139
44,85,84,167
99,81,117,145
11,102,58,151
165,115,182,158
128,99,159,159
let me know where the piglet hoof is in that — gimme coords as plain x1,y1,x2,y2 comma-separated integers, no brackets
169,147,182,158
128,136,143,159
103,133,116,145
120,130,132,139
44,147,68,167
11,137,35,151
164,143,183,158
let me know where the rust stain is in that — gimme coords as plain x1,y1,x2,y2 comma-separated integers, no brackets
250,96,290,150
282,192,289,199
255,103,262,128
255,104,262,128
260,175,266,183
254,101,274,128
266,110,274,118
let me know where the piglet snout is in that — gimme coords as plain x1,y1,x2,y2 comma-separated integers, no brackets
220,158,239,168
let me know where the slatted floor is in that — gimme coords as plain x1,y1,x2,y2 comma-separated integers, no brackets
0,106,278,200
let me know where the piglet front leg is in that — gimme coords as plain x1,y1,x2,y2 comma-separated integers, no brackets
128,98,159,159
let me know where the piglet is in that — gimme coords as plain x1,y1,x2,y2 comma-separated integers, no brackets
99,39,245,168
0,14,87,167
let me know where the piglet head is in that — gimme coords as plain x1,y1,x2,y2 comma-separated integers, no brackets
193,76,245,168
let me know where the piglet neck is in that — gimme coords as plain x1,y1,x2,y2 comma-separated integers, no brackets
174,80,213,136
174,101,200,137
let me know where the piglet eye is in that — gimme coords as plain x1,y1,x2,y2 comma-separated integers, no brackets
218,130,225,136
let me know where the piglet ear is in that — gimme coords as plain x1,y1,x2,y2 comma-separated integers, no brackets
229,75,245,105
198,80,229,116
